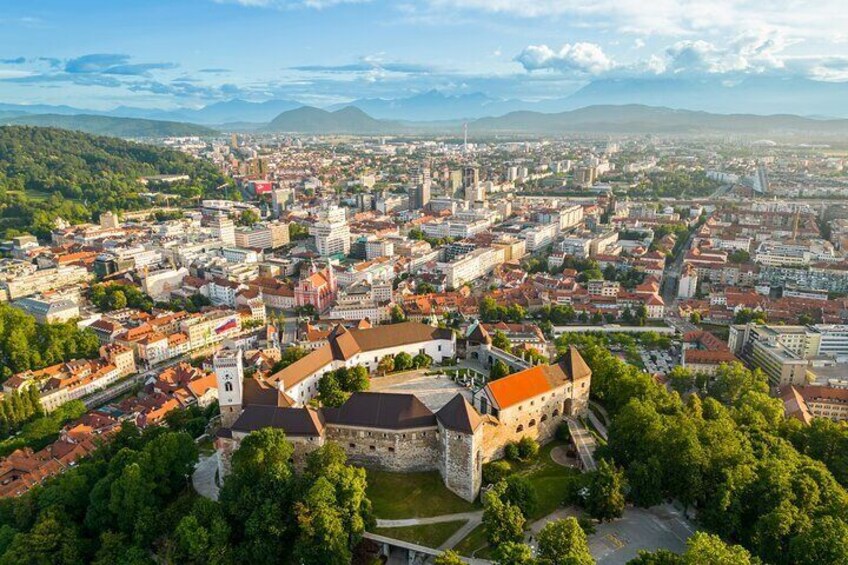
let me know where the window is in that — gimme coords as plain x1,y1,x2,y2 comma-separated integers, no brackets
369,445,376,451
516,425,524,433
224,382,233,392
349,443,356,448
529,419,536,427
388,447,395,452
438,345,442,352
553,409,559,417
540,414,548,422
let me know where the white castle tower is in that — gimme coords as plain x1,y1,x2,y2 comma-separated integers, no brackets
214,348,244,427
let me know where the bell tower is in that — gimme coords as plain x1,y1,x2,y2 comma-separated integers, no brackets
214,349,244,428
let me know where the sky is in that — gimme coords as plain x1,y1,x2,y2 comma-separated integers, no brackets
1,0,848,110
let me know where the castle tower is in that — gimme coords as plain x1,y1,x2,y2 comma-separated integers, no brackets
214,349,244,428
436,394,484,502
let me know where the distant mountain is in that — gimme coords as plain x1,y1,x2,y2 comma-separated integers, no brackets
331,90,520,121
265,103,848,137
265,106,402,134
563,77,848,118
470,105,848,136
0,114,216,137
0,102,97,116
145,99,304,125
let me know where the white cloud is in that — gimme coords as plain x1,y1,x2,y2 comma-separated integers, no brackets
212,0,368,8
427,0,848,41
515,42,614,75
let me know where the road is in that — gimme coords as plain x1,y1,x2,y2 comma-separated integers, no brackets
661,223,699,305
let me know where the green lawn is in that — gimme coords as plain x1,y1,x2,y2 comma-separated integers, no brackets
510,441,580,520
453,524,489,558
366,469,479,519
457,441,581,557
372,520,467,548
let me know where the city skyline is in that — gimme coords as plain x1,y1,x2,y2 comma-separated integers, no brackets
2,0,848,110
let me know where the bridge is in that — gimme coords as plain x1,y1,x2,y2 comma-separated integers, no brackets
566,417,598,472
363,532,492,565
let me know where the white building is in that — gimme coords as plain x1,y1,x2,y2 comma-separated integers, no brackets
310,206,351,257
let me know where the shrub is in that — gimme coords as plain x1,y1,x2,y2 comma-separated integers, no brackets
504,442,520,461
483,460,512,485
504,475,538,517
517,437,539,460
556,421,571,442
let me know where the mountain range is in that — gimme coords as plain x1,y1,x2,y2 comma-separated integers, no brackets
0,114,216,137
5,76,848,126
263,104,848,137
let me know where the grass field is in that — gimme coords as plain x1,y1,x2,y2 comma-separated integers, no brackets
366,469,480,519
372,520,467,548
456,440,581,557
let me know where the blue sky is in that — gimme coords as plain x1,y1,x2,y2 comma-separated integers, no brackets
1,0,848,109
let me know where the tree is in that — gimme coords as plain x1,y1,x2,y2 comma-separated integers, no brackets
536,518,594,565
293,477,352,565
689,312,701,325
412,353,432,369
482,488,525,547
337,365,369,393
503,475,538,518
506,304,526,323
516,437,539,460
708,362,768,405
393,352,413,372
317,373,348,407
275,346,309,372
788,516,848,565
492,331,513,352
667,366,695,396
238,210,259,226
585,459,626,521
490,359,511,381
434,550,465,565
496,542,535,565
681,532,756,564
390,305,406,324
377,355,395,375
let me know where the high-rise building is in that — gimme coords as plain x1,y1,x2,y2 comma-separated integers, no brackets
272,188,293,215
210,214,236,246
462,166,479,190
309,206,351,257
409,165,432,210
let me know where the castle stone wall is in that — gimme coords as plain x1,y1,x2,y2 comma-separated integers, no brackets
325,425,440,472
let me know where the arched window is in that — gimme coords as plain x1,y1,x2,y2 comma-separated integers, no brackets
529,419,536,427
540,414,548,423
224,381,233,392
516,424,524,433
552,408,560,417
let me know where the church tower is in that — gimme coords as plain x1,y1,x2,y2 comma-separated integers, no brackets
214,349,244,428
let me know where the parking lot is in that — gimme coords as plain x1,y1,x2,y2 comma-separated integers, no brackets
592,504,695,564
639,347,679,375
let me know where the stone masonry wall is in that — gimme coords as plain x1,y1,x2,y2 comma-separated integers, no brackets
439,423,483,502
325,424,440,472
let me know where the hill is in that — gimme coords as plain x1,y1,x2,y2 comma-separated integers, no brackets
265,106,402,134
0,114,216,137
0,126,231,237
470,105,848,136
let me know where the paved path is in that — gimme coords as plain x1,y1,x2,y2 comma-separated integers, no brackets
587,410,609,441
589,401,611,427
375,510,483,528
567,418,598,471
192,453,220,501
439,515,483,551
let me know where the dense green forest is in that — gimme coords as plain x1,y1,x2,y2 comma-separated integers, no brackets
1,114,216,138
0,304,100,381
569,334,848,565
0,425,372,565
0,126,234,237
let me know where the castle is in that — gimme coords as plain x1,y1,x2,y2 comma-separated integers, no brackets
215,321,591,501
